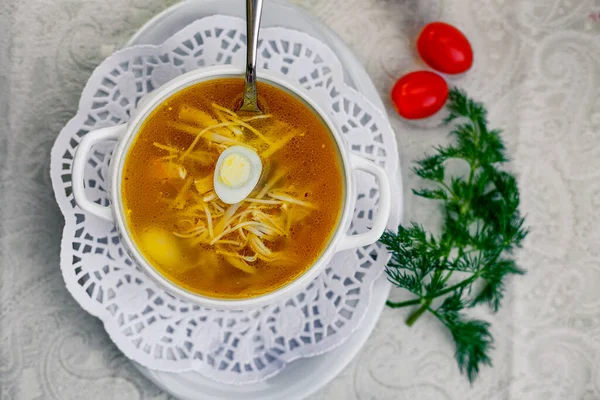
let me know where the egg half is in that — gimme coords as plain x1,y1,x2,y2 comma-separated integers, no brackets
214,145,262,204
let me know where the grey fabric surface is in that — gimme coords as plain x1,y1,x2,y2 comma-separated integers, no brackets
1,0,599,399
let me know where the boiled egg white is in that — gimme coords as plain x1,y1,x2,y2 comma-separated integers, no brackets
214,145,262,204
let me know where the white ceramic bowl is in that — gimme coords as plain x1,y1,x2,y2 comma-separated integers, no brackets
71,65,391,310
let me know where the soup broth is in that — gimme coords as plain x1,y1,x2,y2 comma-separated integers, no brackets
122,78,344,298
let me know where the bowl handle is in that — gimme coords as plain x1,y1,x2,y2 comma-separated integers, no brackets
71,124,126,223
337,154,392,252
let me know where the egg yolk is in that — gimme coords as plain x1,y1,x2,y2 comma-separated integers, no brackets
219,153,252,188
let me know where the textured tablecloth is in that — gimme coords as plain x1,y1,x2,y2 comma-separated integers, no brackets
1,0,597,399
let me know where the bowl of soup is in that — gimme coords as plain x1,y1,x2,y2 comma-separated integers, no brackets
72,65,391,309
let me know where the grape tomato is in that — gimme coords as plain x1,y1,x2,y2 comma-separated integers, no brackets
390,71,449,120
417,22,473,74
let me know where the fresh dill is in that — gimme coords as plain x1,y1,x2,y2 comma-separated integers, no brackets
381,88,529,383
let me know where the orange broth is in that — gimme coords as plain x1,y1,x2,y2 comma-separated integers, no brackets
122,78,344,298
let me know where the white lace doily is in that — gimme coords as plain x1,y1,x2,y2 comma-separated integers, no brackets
49,15,401,384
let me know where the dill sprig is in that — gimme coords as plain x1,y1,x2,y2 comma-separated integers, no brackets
381,88,528,383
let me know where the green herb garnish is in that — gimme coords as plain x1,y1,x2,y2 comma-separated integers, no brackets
381,88,529,383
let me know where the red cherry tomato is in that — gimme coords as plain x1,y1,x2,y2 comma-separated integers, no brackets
390,71,448,120
417,22,473,74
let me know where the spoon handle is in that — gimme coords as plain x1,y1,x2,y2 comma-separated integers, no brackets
245,0,263,87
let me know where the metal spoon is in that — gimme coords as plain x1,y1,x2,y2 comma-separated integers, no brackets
239,0,264,114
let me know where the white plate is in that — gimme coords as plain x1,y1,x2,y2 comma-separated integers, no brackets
127,1,397,399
